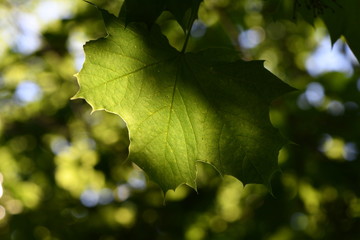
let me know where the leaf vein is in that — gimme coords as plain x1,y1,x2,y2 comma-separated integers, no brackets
79,58,175,95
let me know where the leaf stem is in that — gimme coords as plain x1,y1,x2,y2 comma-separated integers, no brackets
181,30,192,53
181,7,197,53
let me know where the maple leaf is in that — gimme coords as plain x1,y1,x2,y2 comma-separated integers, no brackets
319,0,360,61
292,0,360,61
73,9,293,192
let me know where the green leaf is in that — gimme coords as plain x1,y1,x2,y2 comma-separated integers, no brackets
166,0,202,32
278,0,360,60
121,0,165,28
321,0,360,61
121,0,202,32
73,10,293,192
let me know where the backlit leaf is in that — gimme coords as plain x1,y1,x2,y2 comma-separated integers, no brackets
73,10,292,192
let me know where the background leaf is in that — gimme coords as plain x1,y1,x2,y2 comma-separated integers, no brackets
320,0,360,61
275,0,360,61
121,0,165,27
121,0,202,32
74,10,292,192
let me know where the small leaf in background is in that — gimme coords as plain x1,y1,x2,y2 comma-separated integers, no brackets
282,0,360,62
121,0,165,27
74,10,293,192
166,0,202,32
122,0,202,32
320,0,360,61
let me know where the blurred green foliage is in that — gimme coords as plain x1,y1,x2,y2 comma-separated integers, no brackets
0,0,359,239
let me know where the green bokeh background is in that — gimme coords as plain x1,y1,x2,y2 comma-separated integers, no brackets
0,0,359,239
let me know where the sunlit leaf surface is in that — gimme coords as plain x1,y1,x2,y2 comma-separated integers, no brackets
74,10,292,191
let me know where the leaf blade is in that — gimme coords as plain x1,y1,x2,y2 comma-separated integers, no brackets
74,10,293,192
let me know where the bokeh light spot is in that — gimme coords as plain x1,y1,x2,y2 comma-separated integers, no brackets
306,36,355,77
290,212,308,231
185,225,206,240
98,188,114,205
35,0,73,23
14,13,41,54
191,20,207,38
116,184,131,201
304,82,324,107
128,170,146,190
67,31,87,71
80,189,99,207
0,205,6,220
320,135,346,160
297,82,326,110
344,142,358,161
14,81,42,104
5,200,23,215
71,208,88,219
357,78,360,91
238,27,265,49
327,100,345,116
114,206,136,227
0,173,3,198
50,137,71,155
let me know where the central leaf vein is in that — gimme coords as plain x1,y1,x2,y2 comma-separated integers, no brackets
82,57,177,95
